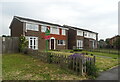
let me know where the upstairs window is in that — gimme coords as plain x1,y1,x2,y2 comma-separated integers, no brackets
77,30,83,36
26,23,39,31
62,29,66,35
50,27,59,35
41,26,47,32
58,40,65,45
84,32,87,36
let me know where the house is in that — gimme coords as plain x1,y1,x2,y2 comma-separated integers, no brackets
9,16,98,51
109,35,120,48
63,25,98,49
9,16,68,50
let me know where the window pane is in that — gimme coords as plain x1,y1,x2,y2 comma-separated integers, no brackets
26,23,38,31
30,39,32,45
62,29,66,35
50,27,59,34
41,26,47,32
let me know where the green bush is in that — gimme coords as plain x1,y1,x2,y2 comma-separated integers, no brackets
86,61,98,79
47,53,53,63
73,49,83,51
19,35,28,53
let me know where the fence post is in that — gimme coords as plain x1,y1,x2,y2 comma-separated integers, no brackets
60,55,63,68
79,58,83,75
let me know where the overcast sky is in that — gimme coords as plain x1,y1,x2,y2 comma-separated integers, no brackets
0,0,119,40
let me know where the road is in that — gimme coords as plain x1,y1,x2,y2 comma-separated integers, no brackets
96,66,119,80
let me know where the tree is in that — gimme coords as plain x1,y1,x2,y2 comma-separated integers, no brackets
105,38,111,48
98,39,106,48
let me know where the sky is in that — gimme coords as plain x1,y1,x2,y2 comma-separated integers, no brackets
0,0,119,40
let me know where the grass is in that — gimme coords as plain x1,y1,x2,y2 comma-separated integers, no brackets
95,57,118,72
81,51,118,59
2,50,119,80
2,53,87,80
93,48,119,54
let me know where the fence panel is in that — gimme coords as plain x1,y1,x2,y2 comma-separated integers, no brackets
28,51,95,75
2,37,19,54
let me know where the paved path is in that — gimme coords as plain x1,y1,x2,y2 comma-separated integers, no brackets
96,66,119,80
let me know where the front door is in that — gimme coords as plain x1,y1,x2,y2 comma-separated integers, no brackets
51,39,54,50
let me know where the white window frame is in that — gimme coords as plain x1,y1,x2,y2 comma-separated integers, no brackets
77,30,83,36
62,29,66,35
77,40,83,49
50,27,59,35
26,36,38,50
26,23,39,31
41,25,47,32
57,40,65,45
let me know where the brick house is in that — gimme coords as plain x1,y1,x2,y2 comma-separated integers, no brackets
9,16,68,50
64,25,98,49
109,35,120,48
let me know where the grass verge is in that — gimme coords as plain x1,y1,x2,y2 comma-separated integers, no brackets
2,53,87,80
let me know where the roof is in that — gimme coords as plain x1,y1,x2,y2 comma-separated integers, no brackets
110,35,120,40
63,25,98,34
13,16,63,27
10,16,98,34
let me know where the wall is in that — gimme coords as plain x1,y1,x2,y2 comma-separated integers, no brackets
10,18,23,37
68,29,76,49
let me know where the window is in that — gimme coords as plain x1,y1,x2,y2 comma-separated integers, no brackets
77,40,83,49
26,37,38,50
41,26,47,32
62,29,66,35
50,27,59,34
58,40,65,45
26,23,39,31
77,30,83,36
84,32,87,36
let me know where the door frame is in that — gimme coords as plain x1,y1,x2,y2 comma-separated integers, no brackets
49,37,56,50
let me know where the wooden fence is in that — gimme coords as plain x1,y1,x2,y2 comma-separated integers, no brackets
2,37,19,54
27,50,95,75
85,48,119,55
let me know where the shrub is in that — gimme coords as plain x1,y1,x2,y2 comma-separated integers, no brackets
85,61,98,79
47,53,53,63
19,35,28,53
73,49,83,51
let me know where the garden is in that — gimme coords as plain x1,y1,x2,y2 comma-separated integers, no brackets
2,36,118,80
2,49,118,80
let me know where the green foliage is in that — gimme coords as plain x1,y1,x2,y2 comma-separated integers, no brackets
73,49,83,51
19,35,28,52
86,61,98,78
47,53,53,63
113,37,120,49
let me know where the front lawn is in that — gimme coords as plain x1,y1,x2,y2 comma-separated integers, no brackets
2,54,87,80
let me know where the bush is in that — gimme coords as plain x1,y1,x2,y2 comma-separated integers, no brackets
85,61,98,78
73,49,83,51
19,35,28,53
47,53,53,63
